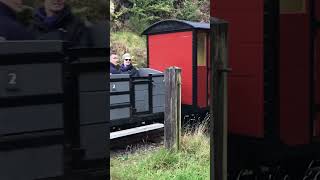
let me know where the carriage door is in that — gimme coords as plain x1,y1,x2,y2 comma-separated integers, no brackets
313,0,320,139
132,77,151,115
197,31,209,108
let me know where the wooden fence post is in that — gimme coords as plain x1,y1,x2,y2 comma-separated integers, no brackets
164,67,182,151
210,17,229,180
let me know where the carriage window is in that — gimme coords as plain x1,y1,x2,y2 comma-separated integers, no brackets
280,0,306,14
197,32,207,66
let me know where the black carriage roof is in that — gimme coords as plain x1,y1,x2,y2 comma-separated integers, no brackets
142,19,210,35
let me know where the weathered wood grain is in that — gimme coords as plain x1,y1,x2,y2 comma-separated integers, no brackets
164,67,181,151
210,17,229,180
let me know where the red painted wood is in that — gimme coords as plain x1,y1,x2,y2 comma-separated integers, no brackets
279,4,310,145
148,32,193,105
212,0,264,138
198,66,207,108
228,76,264,137
316,112,320,137
315,29,320,137
207,38,212,107
316,30,320,105
316,0,320,21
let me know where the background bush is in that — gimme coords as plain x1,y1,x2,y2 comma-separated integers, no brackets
111,0,209,33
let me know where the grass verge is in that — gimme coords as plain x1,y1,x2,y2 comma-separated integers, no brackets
110,120,210,180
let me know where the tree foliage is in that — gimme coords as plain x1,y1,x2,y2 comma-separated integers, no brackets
111,0,209,33
68,0,108,22
175,0,209,22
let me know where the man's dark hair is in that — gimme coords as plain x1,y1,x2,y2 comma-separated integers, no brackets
110,49,117,55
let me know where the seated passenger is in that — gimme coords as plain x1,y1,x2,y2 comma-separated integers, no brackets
30,0,91,47
0,0,35,40
120,53,139,77
110,50,121,74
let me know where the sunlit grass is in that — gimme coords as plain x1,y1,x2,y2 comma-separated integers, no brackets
110,119,210,180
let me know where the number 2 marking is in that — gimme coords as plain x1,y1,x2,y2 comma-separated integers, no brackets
8,73,17,85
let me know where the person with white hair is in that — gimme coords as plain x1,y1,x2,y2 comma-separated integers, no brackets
120,53,139,77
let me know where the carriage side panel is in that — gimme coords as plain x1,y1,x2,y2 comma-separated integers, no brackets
279,0,311,145
212,0,265,138
148,32,193,106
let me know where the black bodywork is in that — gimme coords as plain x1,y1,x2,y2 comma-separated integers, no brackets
0,40,108,179
110,75,164,131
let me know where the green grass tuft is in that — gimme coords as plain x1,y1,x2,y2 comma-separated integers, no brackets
110,121,210,180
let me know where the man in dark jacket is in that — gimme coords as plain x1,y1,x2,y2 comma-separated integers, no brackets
0,0,34,40
110,50,121,74
31,0,91,47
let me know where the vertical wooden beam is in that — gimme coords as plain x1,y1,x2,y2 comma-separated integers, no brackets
164,67,182,151
210,17,229,180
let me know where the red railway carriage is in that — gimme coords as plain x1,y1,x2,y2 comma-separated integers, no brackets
142,20,210,111
211,0,319,144
211,0,320,177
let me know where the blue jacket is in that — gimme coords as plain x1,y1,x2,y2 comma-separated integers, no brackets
0,2,34,40
110,63,121,74
31,5,91,47
120,64,139,77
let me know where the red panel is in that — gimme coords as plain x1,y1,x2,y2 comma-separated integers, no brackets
207,36,211,106
314,1,320,138
316,14,320,135
229,44,263,75
316,30,320,105
316,0,320,20
213,0,265,11
148,32,193,105
280,10,310,145
315,112,320,137
212,0,264,137
228,76,264,137
198,66,207,108
212,1,263,44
